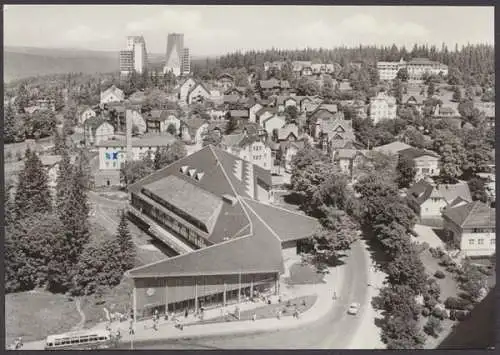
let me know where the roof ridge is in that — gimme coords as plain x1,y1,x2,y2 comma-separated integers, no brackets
460,201,484,227
240,198,282,242
242,197,319,222
209,145,253,233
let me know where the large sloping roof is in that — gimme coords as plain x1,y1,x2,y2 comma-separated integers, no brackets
126,198,284,278
442,201,495,229
373,141,412,155
399,147,440,160
126,145,319,278
143,175,223,234
242,198,320,242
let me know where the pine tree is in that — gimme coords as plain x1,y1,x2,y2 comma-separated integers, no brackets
55,148,73,216
116,212,136,271
59,164,90,268
14,149,52,219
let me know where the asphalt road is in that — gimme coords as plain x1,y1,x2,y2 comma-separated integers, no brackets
125,239,370,349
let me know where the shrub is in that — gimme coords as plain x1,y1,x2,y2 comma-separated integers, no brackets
6,151,13,161
449,309,457,321
439,255,453,266
434,270,446,279
15,150,23,161
455,310,469,321
436,247,445,258
421,307,431,317
432,308,446,320
445,296,471,310
425,297,438,309
424,316,443,337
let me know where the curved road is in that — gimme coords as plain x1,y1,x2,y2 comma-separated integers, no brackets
123,240,371,349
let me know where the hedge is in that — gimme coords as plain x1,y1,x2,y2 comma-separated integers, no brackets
434,270,446,279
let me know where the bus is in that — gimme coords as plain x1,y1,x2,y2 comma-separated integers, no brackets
44,329,113,350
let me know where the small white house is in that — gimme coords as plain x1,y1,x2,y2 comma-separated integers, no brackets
262,114,286,136
187,83,212,105
100,85,125,105
179,78,197,103
85,118,115,146
398,148,441,182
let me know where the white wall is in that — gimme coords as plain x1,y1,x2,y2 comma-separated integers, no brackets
94,122,115,145
420,198,447,219
180,79,196,103
414,156,440,181
264,116,286,136
249,104,263,123
460,231,496,257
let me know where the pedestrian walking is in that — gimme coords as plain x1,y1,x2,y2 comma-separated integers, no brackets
252,313,257,321
333,291,337,300
129,324,135,335
277,310,282,320
184,308,189,318
302,299,306,307
296,310,301,319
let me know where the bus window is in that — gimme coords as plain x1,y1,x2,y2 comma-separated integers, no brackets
47,343,53,347
90,337,98,342
71,339,78,344
99,337,105,340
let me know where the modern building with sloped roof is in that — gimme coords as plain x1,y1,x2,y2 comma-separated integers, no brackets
442,201,496,257
125,145,320,319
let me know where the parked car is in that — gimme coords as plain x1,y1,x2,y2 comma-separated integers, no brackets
347,302,360,315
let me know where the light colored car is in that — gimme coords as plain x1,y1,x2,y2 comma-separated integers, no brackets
347,302,360,315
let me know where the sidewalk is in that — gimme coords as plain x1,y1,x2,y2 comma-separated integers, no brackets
22,260,347,350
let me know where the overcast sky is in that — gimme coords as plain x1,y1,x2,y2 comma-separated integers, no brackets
4,5,494,56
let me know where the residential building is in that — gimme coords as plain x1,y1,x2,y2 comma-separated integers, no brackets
434,105,460,118
315,117,357,154
164,33,184,76
125,145,320,318
263,61,286,72
182,48,191,75
442,201,495,257
377,59,405,81
334,149,369,181
369,92,397,124
187,83,212,105
96,133,177,171
79,107,97,126
180,118,209,145
179,78,198,103
255,107,277,126
407,179,472,220
277,124,299,142
217,73,235,91
84,118,115,146
258,78,290,97
281,140,305,172
398,147,440,182
248,103,264,124
221,133,272,171
100,85,125,105
262,114,286,137
402,93,426,114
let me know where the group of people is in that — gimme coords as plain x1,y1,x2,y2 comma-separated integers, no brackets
8,337,23,350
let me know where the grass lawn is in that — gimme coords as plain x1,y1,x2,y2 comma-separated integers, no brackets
285,263,326,285
189,295,317,326
80,278,134,329
5,290,81,344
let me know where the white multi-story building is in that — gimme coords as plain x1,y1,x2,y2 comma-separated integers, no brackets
377,58,448,81
182,48,191,75
96,133,178,170
369,91,397,124
221,134,273,171
120,36,148,77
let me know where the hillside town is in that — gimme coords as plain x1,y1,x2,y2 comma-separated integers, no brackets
3,6,496,351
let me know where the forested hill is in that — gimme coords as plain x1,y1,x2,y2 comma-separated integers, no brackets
209,44,494,85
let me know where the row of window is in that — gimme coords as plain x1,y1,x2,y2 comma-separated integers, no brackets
469,238,495,245
472,228,496,233
136,194,207,248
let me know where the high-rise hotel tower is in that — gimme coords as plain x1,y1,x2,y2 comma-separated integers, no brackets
163,33,190,76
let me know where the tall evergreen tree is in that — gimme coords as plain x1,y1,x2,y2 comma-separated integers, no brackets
55,148,73,215
14,149,52,219
116,212,136,271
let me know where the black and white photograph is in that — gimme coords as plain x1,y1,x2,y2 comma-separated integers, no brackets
3,4,496,350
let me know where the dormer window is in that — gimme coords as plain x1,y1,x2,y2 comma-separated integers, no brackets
180,165,189,174
188,169,197,177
